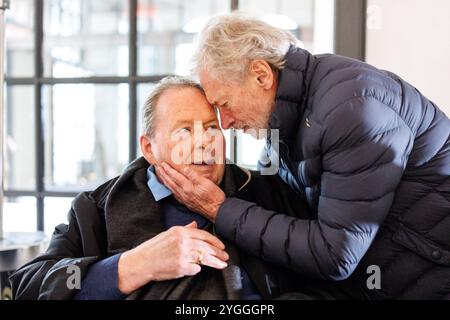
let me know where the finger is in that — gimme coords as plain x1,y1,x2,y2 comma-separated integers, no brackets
185,221,198,229
155,166,171,186
199,252,228,269
184,263,202,277
156,166,182,193
185,228,226,250
191,239,229,262
186,248,227,269
183,166,204,184
161,162,191,186
157,166,191,201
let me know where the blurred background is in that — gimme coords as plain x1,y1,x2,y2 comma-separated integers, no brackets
2,0,450,236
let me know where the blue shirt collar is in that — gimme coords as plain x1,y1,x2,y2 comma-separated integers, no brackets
146,166,172,202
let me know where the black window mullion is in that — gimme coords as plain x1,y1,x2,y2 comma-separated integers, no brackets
128,0,138,162
35,0,44,231
231,0,239,11
334,0,367,61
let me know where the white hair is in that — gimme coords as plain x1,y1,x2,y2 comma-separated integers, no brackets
191,13,297,83
142,76,204,137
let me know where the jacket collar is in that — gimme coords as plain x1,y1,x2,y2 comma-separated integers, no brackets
269,45,314,141
104,157,163,253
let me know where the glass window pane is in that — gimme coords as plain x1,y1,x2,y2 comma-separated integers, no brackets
4,86,36,190
239,0,335,54
42,84,129,191
43,0,129,77
44,197,72,236
236,130,265,170
137,0,230,76
5,0,34,77
2,197,37,233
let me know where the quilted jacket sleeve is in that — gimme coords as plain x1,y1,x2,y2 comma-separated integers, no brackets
216,97,414,280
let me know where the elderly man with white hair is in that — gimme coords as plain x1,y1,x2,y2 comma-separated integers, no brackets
156,14,450,299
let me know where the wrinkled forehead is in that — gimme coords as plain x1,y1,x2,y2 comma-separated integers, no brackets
156,87,219,125
199,72,228,106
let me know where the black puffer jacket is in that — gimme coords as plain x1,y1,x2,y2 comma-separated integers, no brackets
215,46,450,299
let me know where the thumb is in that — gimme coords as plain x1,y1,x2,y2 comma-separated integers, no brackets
185,221,198,229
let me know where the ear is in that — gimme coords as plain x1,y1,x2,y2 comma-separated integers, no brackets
139,134,157,165
249,60,275,90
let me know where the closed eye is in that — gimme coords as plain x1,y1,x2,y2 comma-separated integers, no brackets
174,127,192,138
214,102,228,109
179,127,191,133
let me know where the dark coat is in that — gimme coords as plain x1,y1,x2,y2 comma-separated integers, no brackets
215,46,450,299
10,157,321,300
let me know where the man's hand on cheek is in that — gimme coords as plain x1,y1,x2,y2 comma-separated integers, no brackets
156,162,226,221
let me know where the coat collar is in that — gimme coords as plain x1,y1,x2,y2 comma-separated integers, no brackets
104,157,252,253
269,46,315,141
104,157,163,253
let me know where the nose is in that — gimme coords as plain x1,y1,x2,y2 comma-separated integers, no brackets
219,109,235,130
193,124,214,149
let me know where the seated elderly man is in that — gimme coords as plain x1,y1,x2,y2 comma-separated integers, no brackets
10,76,315,300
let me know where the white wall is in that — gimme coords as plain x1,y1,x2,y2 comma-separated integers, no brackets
313,0,335,54
365,0,450,116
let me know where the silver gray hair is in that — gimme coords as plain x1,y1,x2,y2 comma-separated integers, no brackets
191,13,297,83
142,76,204,137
